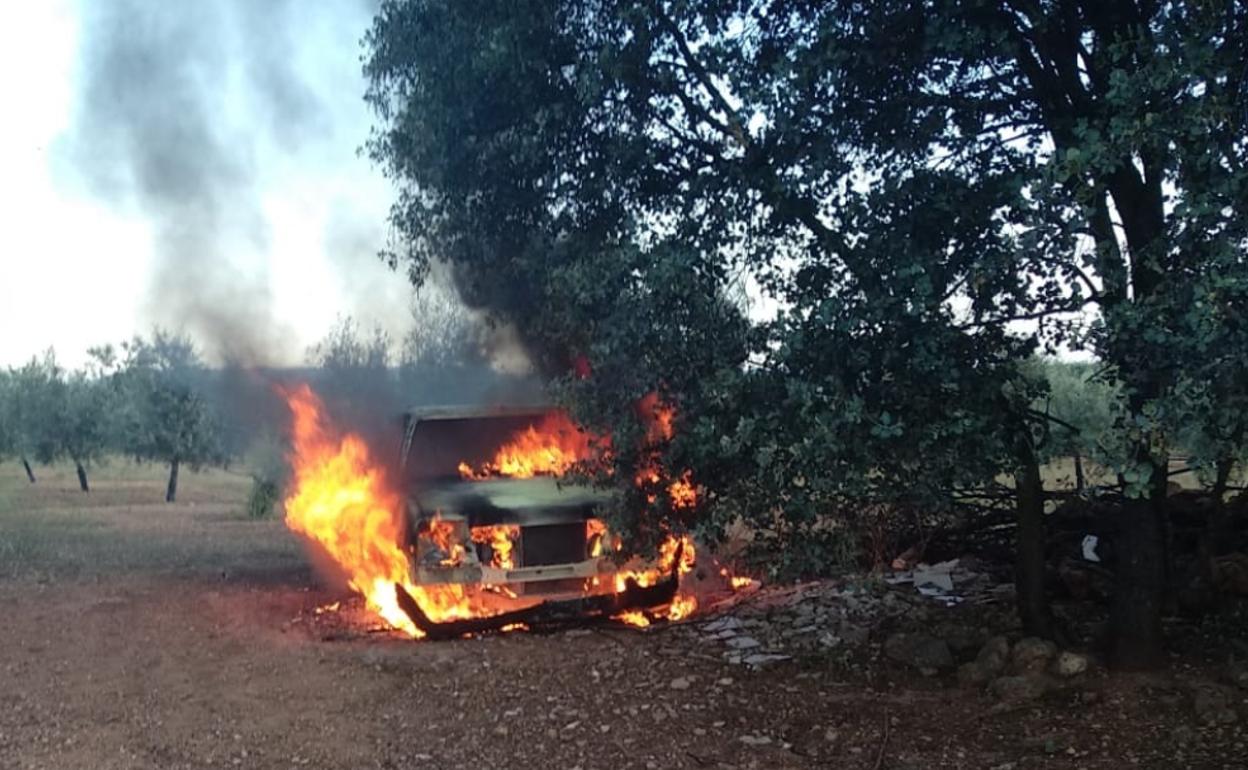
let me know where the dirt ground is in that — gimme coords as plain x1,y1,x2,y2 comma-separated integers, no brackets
1,461,1245,769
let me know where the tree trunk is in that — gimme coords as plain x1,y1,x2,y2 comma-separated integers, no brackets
1199,457,1235,588
1015,452,1053,639
1073,453,1085,491
1110,468,1168,669
21,457,36,484
165,458,180,503
75,461,90,493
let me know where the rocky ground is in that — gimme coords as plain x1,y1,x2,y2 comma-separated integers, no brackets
2,462,1247,769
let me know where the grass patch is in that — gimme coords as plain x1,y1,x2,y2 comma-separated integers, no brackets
0,457,305,582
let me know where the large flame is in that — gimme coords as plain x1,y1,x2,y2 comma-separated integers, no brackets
281,384,489,637
607,533,700,624
459,412,596,479
459,397,700,510
282,384,736,638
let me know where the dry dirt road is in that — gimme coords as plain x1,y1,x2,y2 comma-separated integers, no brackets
1,461,1243,769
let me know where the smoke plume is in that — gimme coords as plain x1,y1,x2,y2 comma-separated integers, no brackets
64,0,379,365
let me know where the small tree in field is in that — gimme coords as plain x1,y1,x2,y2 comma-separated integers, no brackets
56,370,118,492
117,332,222,503
0,370,15,474
6,351,65,483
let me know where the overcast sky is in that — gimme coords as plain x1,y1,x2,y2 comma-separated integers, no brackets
0,0,414,369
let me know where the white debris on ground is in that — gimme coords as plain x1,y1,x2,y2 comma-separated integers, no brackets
683,557,1014,667
884,558,1009,606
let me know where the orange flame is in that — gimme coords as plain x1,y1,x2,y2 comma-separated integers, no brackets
426,514,468,566
614,610,651,627
638,392,675,443
717,567,756,591
586,518,620,557
609,534,699,622
282,385,727,637
459,412,595,479
282,384,492,637
471,524,520,569
667,471,698,509
636,393,699,509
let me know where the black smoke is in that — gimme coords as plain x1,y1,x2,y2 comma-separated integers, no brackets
65,0,378,365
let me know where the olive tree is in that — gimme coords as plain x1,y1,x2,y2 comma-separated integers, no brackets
56,369,118,492
0,369,15,476
116,332,222,502
5,352,65,484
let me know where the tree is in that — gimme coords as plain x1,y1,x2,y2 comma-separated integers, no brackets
306,315,398,415
365,0,1248,666
56,370,118,492
400,272,484,371
396,271,528,405
6,351,65,483
1029,359,1124,490
364,0,1053,629
117,332,222,502
0,370,14,473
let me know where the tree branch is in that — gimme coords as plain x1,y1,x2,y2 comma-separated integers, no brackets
652,6,749,150
1025,407,1082,435
955,298,1098,330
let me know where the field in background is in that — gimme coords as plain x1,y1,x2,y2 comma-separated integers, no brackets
1040,455,1233,492
0,458,305,582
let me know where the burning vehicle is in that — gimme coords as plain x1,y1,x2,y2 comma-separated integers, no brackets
401,405,615,595
280,385,704,640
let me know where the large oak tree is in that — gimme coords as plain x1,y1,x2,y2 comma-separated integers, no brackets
365,0,1248,667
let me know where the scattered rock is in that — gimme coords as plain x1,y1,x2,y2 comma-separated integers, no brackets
669,676,692,690
817,631,843,649
1050,651,1089,678
959,635,1011,687
1010,637,1058,674
696,568,1010,666
936,622,985,656
1192,684,1240,725
1022,733,1072,755
989,673,1052,706
738,734,772,747
837,620,870,646
743,653,792,667
1227,661,1248,691
958,661,994,689
1170,724,1198,745
884,632,955,671
981,635,1011,666
702,617,743,634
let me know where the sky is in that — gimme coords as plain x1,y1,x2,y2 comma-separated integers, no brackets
0,0,415,369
